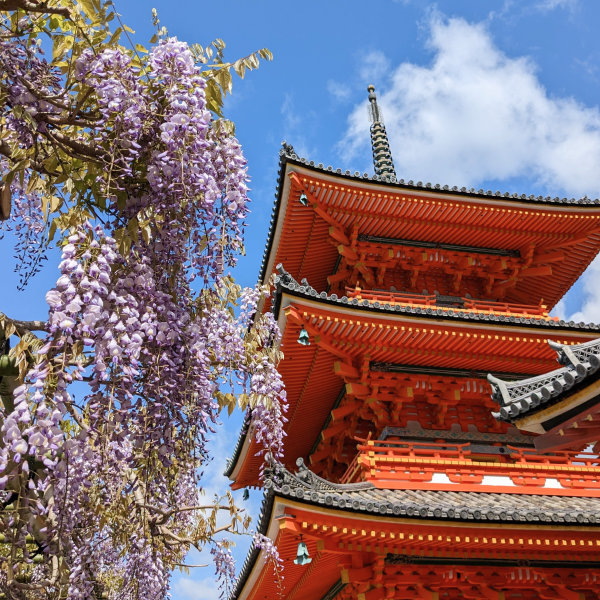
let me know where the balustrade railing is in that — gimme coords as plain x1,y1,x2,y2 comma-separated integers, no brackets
345,287,553,319
338,439,600,490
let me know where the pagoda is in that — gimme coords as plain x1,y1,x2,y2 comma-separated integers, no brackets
227,87,600,600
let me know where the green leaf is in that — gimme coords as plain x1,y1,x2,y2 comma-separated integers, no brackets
48,219,58,242
52,36,68,61
116,191,127,211
135,44,148,54
50,196,62,213
149,34,158,44
12,106,37,131
43,154,57,173
233,59,246,79
216,68,232,96
205,80,223,117
123,24,135,33
108,27,122,45
258,48,273,61
79,0,97,19
127,216,139,244
141,224,151,244
237,393,248,411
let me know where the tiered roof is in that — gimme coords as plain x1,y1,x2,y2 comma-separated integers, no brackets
232,459,600,600
226,269,599,489
260,143,600,309
229,73,600,598
490,337,600,451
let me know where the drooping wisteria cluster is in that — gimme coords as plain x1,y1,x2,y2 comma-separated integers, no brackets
0,39,57,287
253,533,285,594
0,37,61,149
246,310,288,465
0,23,285,600
75,47,148,180
212,538,237,598
6,178,47,289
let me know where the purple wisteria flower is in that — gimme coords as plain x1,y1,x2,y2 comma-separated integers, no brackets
0,32,286,599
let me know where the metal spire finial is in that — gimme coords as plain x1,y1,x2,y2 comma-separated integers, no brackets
367,85,396,180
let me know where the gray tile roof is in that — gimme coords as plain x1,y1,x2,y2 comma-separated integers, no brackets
378,425,535,446
266,458,600,525
489,337,600,422
272,265,600,331
231,456,600,599
225,268,600,486
259,142,600,285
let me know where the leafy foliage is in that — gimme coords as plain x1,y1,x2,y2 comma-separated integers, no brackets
0,2,283,599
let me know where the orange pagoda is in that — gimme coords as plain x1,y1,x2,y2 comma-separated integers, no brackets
226,86,600,600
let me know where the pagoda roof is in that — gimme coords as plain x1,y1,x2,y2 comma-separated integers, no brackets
259,143,600,310
265,458,600,523
225,271,599,487
490,337,600,451
272,268,600,332
232,458,600,600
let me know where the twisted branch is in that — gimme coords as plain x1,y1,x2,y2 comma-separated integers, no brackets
0,0,71,16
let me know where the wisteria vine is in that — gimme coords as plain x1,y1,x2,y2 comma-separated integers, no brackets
0,5,282,599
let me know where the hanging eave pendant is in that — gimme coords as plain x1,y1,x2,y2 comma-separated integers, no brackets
293,541,312,565
297,326,310,346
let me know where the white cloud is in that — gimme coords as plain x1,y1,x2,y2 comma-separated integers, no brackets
560,255,600,324
327,80,351,102
536,0,577,11
359,50,391,84
340,15,600,198
340,14,600,322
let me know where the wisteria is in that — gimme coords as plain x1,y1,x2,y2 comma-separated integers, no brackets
0,163,48,289
253,533,285,595
212,539,237,598
0,2,279,599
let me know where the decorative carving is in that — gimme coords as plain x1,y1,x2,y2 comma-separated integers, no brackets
265,458,373,496
488,337,600,421
280,141,298,159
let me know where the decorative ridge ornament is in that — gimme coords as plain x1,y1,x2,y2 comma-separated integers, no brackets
488,336,600,421
367,85,397,180
264,457,375,494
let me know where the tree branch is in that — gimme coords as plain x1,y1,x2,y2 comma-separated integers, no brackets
0,0,71,17
46,129,103,159
2,317,47,335
142,503,240,518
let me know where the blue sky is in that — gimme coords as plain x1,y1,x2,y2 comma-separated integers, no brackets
4,0,600,598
